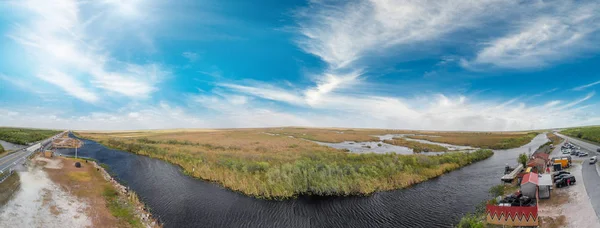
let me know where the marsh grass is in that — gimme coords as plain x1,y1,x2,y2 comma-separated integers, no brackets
546,132,564,145
406,132,538,149
79,129,493,199
383,138,448,152
264,128,411,143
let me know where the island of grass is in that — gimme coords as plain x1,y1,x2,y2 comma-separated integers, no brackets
562,126,600,144
77,128,494,199
0,143,4,156
0,127,62,145
383,137,448,152
405,132,539,149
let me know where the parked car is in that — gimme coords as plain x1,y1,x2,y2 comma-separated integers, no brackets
554,174,571,182
590,156,597,164
552,170,571,178
555,175,576,188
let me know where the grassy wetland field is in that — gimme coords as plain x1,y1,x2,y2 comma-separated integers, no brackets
562,126,600,144
75,128,544,199
405,131,538,149
0,127,61,145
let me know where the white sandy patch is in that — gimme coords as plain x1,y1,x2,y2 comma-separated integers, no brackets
0,167,91,228
539,164,600,227
33,156,64,169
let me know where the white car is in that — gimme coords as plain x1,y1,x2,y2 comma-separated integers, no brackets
590,156,597,164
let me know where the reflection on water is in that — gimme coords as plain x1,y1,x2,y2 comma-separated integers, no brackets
0,140,25,151
58,133,548,228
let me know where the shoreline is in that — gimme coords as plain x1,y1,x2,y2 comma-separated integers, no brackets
88,158,161,227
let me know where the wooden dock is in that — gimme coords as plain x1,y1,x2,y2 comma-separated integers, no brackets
501,164,523,182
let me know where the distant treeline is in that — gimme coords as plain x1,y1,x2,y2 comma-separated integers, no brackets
96,137,493,199
562,127,600,144
0,127,62,145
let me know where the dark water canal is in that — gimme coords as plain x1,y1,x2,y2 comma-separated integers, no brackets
57,134,548,228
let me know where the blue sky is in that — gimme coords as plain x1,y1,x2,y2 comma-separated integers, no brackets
0,0,599,131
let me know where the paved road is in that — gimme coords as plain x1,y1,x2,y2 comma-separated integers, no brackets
0,132,65,174
555,133,600,219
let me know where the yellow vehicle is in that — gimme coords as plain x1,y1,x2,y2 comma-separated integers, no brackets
554,158,569,168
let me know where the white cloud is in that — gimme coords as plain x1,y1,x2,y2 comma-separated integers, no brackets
7,0,165,103
462,1,600,69
0,89,597,131
296,0,510,70
293,0,517,104
573,80,600,91
38,70,99,103
214,81,599,131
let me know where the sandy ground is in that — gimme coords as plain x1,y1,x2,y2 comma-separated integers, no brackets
539,163,600,227
0,165,91,228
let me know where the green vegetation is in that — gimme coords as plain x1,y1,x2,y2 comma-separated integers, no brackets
103,185,143,228
383,138,448,152
562,126,600,144
518,153,528,167
407,132,538,150
456,213,485,228
81,130,493,199
546,132,564,145
0,127,61,145
456,184,518,228
0,143,4,155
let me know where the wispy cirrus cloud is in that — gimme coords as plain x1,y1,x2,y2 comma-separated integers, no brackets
462,1,600,69
289,0,516,105
6,0,166,103
573,80,600,91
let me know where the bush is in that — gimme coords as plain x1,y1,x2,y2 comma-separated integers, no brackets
489,184,506,197
518,153,528,167
456,213,484,228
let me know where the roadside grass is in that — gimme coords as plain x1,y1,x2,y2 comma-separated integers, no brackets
78,129,493,199
406,132,539,149
546,132,564,145
0,143,4,155
0,127,62,145
383,138,448,152
0,172,20,207
562,126,600,145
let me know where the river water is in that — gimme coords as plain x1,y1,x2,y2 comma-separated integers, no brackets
0,140,25,151
56,133,548,228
